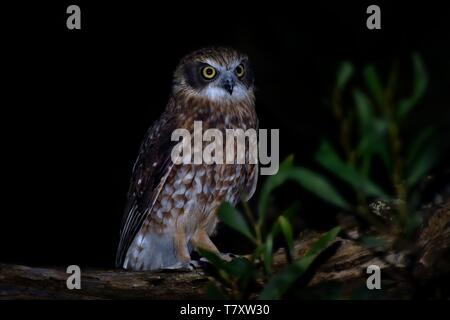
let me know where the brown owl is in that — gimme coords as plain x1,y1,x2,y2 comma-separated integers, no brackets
116,47,258,271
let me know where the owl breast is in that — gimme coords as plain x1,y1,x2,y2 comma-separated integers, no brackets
155,162,249,234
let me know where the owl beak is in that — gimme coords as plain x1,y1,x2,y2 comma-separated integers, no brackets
221,75,235,95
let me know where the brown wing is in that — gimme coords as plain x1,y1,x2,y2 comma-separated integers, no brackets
243,118,259,201
116,111,178,267
243,163,258,201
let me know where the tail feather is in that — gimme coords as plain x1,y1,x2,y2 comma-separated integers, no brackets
123,232,182,271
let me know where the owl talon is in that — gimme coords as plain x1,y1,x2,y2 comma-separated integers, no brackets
198,252,236,264
163,261,194,272
189,260,210,269
220,252,236,262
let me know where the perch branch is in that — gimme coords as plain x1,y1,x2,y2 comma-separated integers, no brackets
1,199,448,299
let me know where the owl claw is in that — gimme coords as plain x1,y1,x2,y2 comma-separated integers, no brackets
163,261,194,272
159,254,237,272
220,252,236,262
198,252,237,264
189,260,208,269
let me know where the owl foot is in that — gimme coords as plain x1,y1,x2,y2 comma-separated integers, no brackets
185,252,239,272
197,252,236,264
163,261,194,272
189,259,209,269
219,252,236,262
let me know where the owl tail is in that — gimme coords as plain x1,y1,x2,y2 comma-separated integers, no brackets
122,232,192,271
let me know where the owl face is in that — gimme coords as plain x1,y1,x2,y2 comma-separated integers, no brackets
173,48,254,103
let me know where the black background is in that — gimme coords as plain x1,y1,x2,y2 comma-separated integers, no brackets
2,1,449,268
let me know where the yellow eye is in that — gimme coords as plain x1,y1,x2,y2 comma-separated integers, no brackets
235,64,245,78
201,66,217,80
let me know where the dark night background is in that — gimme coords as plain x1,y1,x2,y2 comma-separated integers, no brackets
2,1,449,269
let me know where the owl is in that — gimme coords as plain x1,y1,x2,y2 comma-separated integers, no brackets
116,47,258,271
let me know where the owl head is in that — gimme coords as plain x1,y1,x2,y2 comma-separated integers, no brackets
173,47,254,103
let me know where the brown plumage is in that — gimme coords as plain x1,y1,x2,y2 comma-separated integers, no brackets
116,47,258,271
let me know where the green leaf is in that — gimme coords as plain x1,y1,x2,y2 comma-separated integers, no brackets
259,156,349,217
267,203,300,265
288,167,349,209
306,226,341,256
356,119,388,155
397,53,428,119
258,155,295,220
198,249,230,272
355,117,391,173
263,234,274,273
233,259,258,297
228,257,253,279
198,250,255,291
259,226,341,300
279,202,301,224
315,141,388,198
197,249,233,284
218,202,255,241
292,167,349,208
270,202,300,236
278,216,294,256
405,127,438,188
406,141,439,187
353,89,379,177
406,127,435,168
259,255,316,300
353,89,374,136
337,61,354,90
363,65,385,109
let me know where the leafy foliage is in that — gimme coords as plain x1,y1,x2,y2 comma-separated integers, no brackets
201,157,341,299
321,54,439,229
259,226,340,299
200,53,441,300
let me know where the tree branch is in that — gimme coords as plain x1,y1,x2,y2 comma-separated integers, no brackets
1,199,448,299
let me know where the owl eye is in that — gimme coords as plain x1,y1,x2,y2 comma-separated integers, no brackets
235,64,245,78
201,66,217,80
